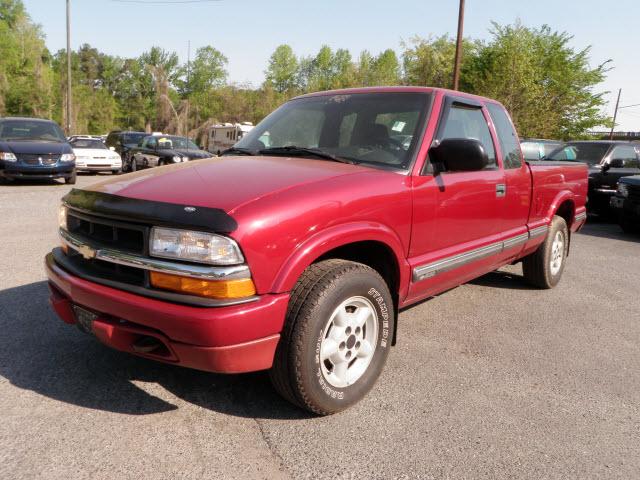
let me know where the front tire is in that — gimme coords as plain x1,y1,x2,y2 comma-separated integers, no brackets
522,216,568,289
64,171,77,185
270,259,394,415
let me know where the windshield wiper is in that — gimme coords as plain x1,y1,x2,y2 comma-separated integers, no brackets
259,146,356,164
221,147,257,156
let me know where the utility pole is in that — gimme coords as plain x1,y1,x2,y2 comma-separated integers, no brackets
452,0,465,91
66,0,72,135
609,88,621,140
186,40,190,140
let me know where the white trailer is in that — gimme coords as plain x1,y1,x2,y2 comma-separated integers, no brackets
207,122,254,155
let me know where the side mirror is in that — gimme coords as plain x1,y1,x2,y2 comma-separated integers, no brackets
429,138,489,172
109,146,115,151
609,158,625,169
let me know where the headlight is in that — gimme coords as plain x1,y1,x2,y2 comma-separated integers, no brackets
58,205,67,229
60,153,76,162
0,152,17,162
150,227,244,265
617,183,629,198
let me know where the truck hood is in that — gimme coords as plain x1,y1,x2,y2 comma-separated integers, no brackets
86,155,373,213
0,140,72,155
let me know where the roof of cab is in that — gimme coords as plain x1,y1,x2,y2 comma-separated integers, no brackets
0,116,57,123
292,86,503,106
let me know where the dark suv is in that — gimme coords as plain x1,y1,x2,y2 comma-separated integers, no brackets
105,131,147,167
545,141,640,213
610,176,640,233
0,117,76,184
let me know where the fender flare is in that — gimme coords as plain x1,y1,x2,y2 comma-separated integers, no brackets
547,190,576,256
270,221,411,298
547,190,576,226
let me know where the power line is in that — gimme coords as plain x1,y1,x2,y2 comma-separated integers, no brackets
110,0,221,4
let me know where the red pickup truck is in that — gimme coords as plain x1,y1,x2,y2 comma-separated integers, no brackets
46,87,588,415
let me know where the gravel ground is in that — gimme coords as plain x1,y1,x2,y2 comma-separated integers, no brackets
1,175,639,480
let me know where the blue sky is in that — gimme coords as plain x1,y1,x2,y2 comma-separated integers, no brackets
22,0,640,130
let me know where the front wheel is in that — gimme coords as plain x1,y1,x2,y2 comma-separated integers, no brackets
270,259,394,415
64,171,77,185
522,215,568,289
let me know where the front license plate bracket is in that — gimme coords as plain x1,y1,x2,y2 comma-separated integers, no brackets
72,305,97,334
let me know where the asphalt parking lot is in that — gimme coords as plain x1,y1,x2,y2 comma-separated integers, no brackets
1,175,639,480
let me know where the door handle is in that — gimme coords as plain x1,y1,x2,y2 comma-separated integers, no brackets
496,184,507,197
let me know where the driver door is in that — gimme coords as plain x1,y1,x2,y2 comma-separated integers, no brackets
407,96,505,302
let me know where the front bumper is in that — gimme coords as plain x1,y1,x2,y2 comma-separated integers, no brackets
611,195,640,217
1,163,75,179
76,163,121,171
46,253,289,373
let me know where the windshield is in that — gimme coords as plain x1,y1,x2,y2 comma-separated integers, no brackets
122,133,147,145
157,136,199,150
0,119,66,142
547,142,610,165
235,92,431,169
71,139,107,150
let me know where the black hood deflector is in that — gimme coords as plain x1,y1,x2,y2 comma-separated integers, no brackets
62,189,238,233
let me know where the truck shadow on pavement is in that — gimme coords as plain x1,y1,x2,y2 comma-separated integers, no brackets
468,270,534,290
577,217,640,242
0,281,309,420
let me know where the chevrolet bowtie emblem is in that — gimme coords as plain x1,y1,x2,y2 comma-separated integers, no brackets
77,244,96,260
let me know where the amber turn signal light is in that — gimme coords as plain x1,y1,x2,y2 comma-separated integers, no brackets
150,271,256,299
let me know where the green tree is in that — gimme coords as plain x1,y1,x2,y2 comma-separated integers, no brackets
370,49,401,86
139,46,182,131
0,0,53,117
264,44,298,93
465,22,609,138
402,35,459,87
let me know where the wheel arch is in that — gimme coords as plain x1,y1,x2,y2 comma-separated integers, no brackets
270,223,409,346
550,194,575,255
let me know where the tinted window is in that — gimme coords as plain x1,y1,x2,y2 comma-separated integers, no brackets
143,137,157,149
610,145,639,168
122,133,147,145
236,93,430,170
0,120,66,142
440,104,496,168
547,143,610,165
71,139,107,149
486,103,522,168
542,142,562,157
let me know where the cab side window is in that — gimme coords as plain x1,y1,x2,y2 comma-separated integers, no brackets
610,146,639,168
440,104,496,168
486,103,523,169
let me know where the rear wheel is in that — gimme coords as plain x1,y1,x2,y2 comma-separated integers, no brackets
522,216,568,289
270,259,394,415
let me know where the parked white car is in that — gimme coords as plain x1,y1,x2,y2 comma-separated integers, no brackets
70,138,122,174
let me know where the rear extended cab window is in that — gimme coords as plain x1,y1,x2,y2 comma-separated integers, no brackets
486,103,522,169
